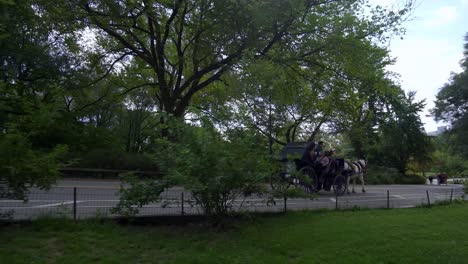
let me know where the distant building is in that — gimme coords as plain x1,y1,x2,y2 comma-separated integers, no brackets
427,126,448,136
437,126,448,134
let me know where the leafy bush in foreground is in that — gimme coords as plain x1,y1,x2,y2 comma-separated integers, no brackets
0,132,67,200
113,123,273,221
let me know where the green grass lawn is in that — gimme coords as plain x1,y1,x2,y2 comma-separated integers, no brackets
1,203,468,264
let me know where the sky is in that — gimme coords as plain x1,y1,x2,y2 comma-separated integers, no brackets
372,0,468,132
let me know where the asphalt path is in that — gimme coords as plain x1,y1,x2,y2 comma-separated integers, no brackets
1,179,465,220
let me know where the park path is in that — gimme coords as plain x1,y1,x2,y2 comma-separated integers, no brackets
1,178,464,220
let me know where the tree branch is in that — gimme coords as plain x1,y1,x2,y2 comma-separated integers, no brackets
81,51,133,88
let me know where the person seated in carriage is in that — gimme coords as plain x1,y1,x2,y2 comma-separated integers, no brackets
315,149,338,191
315,141,324,156
296,141,336,190
315,151,330,168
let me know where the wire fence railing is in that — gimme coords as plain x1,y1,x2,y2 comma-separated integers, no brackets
0,185,465,220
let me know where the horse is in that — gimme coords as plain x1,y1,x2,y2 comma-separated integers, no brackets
343,159,367,194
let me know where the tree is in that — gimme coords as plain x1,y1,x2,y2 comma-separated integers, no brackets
371,91,432,174
433,33,468,158
0,0,69,200
428,134,467,177
324,40,396,158
0,0,421,218
38,0,414,120
196,0,414,150
38,0,313,118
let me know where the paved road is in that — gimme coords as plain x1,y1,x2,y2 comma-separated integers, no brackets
1,179,465,220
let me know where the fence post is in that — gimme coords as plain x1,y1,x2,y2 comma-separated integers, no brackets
335,193,338,210
387,190,390,209
450,188,454,202
283,196,287,213
181,192,185,216
73,187,77,221
426,190,431,207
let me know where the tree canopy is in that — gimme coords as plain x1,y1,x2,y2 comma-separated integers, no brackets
433,33,468,158
1,0,436,217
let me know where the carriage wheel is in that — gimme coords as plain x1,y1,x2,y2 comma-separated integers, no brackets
298,166,318,193
333,175,347,196
269,173,292,193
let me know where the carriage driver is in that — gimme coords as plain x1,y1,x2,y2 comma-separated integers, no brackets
315,141,324,156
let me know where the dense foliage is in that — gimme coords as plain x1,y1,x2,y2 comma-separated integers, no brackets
433,33,468,160
1,0,438,218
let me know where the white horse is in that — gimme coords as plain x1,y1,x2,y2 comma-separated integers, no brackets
343,159,367,194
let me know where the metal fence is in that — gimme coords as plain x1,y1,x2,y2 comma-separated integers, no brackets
0,185,465,220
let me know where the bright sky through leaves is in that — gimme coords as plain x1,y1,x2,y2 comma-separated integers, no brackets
374,0,468,132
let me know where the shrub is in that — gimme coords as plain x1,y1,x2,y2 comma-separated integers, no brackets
171,126,272,219
73,148,158,171
432,152,468,177
365,166,426,184
397,174,426,184
0,132,67,219
365,166,402,184
0,133,67,200
113,123,273,222
112,173,170,217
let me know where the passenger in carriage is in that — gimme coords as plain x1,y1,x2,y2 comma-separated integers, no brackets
315,151,330,167
315,141,324,156
314,150,331,190
314,145,335,168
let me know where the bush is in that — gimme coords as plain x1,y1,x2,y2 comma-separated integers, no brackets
72,148,159,171
365,166,426,184
432,151,468,177
0,132,67,200
113,123,273,222
365,166,402,184
169,126,272,219
397,174,426,184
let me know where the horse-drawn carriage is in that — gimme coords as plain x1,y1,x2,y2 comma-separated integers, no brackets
437,173,448,185
277,142,349,196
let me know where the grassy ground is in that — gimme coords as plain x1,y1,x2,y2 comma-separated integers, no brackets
1,202,468,264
